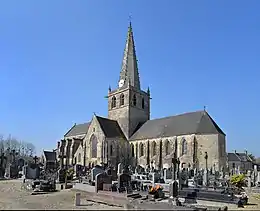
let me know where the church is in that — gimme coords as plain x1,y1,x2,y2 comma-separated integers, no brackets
56,22,227,172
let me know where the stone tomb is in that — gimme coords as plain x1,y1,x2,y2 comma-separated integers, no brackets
95,172,112,193
23,164,40,180
118,173,131,193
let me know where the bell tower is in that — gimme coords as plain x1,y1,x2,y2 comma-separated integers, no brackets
108,21,150,139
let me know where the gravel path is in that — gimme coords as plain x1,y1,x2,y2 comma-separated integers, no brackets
0,180,123,210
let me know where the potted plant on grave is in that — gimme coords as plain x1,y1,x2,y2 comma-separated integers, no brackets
149,184,164,198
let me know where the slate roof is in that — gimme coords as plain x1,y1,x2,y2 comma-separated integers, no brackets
64,122,90,137
96,116,125,138
129,110,225,141
43,151,56,161
227,153,240,162
227,152,252,162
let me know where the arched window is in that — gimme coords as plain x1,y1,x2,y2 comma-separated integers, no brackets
165,140,170,155
152,141,156,156
141,98,145,109
120,94,124,106
110,144,113,156
182,139,187,155
90,135,98,158
133,94,137,106
111,96,116,108
78,153,81,163
139,143,144,156
131,144,134,157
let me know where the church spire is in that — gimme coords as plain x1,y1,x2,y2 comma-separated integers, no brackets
118,20,140,90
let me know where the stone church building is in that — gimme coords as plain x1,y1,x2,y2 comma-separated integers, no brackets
56,22,227,171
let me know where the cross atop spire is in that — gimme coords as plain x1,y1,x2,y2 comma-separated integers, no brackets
118,20,140,90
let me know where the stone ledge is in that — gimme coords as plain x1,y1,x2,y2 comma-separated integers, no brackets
71,188,126,207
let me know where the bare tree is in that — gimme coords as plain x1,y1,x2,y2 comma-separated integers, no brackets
0,134,36,158
0,135,4,153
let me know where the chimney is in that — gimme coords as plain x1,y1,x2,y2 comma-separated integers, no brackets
234,150,236,154
57,141,60,149
245,150,248,156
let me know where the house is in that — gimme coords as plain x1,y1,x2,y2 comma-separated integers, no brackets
227,150,253,173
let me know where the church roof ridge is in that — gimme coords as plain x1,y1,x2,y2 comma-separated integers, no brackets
149,110,205,121
129,110,225,141
64,121,91,137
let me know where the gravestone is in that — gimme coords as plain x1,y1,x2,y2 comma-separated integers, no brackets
117,163,123,175
248,177,251,188
247,170,251,188
95,172,112,193
189,169,194,178
91,166,104,182
179,170,187,189
257,172,260,184
163,169,172,182
118,173,131,192
4,163,11,179
151,172,160,184
169,180,179,198
22,164,40,179
203,169,208,186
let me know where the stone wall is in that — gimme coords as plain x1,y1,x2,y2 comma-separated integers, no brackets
130,133,226,171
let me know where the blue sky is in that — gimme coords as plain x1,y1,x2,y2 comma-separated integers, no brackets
0,1,259,156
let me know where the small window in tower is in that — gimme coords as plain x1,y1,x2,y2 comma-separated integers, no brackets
120,94,124,106
141,98,145,109
133,94,137,106
111,96,116,108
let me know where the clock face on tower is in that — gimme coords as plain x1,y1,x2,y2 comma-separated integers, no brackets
118,79,125,88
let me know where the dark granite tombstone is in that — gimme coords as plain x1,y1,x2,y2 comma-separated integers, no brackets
190,169,194,177
118,173,131,192
170,181,179,198
95,172,112,193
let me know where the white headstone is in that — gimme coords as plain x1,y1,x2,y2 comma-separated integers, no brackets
117,163,123,175
248,176,251,188
257,172,260,183
254,165,257,172
203,169,208,186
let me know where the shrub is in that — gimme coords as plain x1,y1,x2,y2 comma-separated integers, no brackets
230,174,246,188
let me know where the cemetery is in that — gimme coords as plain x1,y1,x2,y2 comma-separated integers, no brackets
67,151,260,210
1,148,260,210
